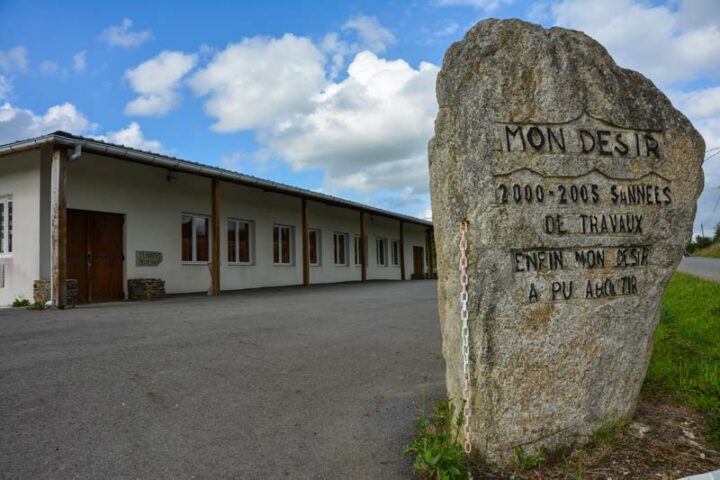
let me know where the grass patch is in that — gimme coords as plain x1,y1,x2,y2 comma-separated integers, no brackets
404,398,471,480
645,272,720,448
11,298,30,308
693,241,720,259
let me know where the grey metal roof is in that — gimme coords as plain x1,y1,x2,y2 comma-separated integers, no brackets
0,131,432,227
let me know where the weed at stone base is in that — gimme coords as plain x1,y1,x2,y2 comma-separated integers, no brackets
404,398,471,480
514,445,546,471
12,298,30,308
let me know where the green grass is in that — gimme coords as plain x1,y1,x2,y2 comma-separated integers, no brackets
403,399,471,480
645,272,720,448
693,241,720,259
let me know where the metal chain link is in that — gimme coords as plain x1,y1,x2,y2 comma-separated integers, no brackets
459,219,472,456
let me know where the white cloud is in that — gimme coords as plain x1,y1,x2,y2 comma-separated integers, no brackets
0,46,29,73
96,122,164,152
189,34,326,131
73,50,87,72
265,51,438,203
342,15,396,53
0,102,96,143
0,76,11,101
435,0,512,12
552,0,720,85
674,87,720,120
435,22,460,37
220,149,272,172
39,60,60,76
100,18,152,48
124,51,197,116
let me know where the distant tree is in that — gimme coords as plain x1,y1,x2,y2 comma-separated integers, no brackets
714,223,720,242
695,235,713,250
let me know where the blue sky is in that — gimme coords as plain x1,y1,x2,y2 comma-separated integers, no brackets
1,0,719,236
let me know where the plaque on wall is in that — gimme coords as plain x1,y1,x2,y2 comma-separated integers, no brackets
135,251,163,267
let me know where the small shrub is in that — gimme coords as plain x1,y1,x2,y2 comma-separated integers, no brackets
26,302,47,310
404,398,471,480
12,298,30,308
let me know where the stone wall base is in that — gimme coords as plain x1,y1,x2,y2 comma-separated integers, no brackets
128,278,165,301
34,279,78,306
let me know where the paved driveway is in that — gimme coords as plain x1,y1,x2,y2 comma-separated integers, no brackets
0,281,445,479
678,256,720,283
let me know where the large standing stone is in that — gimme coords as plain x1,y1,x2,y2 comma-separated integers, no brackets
429,19,705,465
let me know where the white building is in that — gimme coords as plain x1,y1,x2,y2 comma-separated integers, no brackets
0,131,434,306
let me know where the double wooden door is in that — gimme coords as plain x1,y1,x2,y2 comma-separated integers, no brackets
67,209,125,303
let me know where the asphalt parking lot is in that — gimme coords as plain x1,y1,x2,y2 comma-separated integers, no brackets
0,280,444,479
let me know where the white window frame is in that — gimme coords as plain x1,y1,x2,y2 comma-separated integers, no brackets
182,213,210,264
0,197,12,256
376,237,387,267
333,232,348,266
227,218,254,265
391,239,400,267
273,224,294,266
353,235,362,267
309,228,321,266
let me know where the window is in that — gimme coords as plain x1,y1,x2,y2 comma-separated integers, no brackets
273,225,293,265
376,237,387,266
0,198,11,255
333,233,348,266
228,219,252,264
182,214,209,262
309,229,321,266
353,235,362,266
391,239,400,266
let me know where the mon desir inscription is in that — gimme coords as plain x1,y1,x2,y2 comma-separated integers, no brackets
429,20,704,466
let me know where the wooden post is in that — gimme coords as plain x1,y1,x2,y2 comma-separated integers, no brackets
399,221,405,280
51,146,68,308
360,210,367,282
210,178,221,295
302,198,309,286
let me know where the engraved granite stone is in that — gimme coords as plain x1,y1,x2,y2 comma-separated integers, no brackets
429,19,705,465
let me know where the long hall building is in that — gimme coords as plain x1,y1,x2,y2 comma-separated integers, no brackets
0,131,434,306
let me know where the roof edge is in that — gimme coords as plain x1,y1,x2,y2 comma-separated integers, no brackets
0,132,433,227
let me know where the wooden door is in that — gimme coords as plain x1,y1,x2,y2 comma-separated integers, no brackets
67,209,124,303
413,246,424,276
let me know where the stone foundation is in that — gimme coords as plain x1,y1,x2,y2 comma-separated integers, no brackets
128,278,165,301
33,279,79,307
33,280,50,305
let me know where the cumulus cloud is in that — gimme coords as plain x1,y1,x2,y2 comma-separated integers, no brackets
100,18,152,48
96,122,164,152
0,46,29,73
0,102,96,143
552,0,720,85
189,34,326,131
265,51,438,209
342,15,396,53
124,51,197,116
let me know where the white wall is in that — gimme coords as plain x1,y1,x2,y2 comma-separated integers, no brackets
0,150,42,305
29,152,431,299
307,201,363,284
